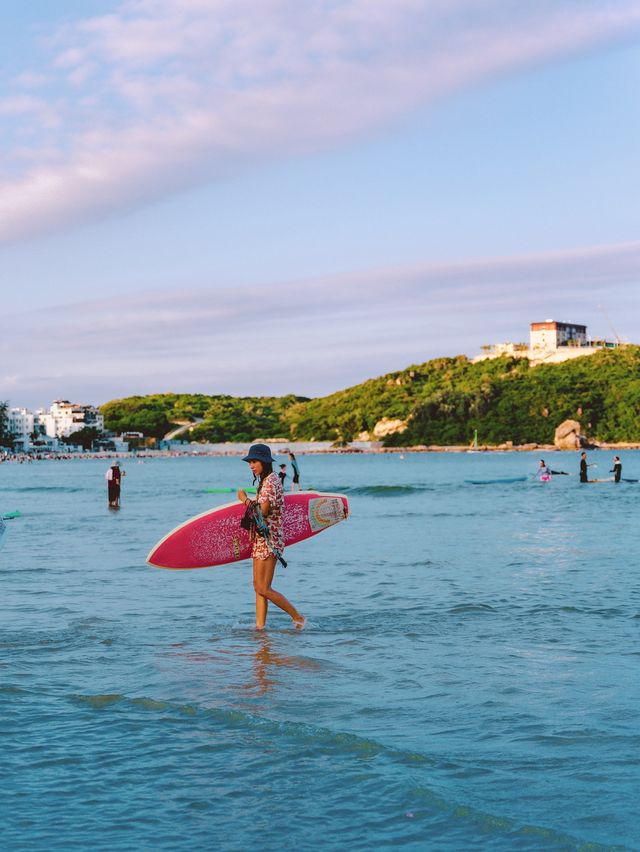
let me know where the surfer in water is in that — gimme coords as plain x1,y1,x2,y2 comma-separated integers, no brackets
538,460,552,482
537,459,569,480
238,444,305,630
579,451,595,483
610,456,622,483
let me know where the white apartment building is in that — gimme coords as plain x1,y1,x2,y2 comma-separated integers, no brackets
7,407,36,438
37,400,105,438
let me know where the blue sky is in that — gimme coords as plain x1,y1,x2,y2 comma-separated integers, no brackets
1,0,640,409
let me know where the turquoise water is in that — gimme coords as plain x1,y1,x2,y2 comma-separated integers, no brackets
2,452,639,850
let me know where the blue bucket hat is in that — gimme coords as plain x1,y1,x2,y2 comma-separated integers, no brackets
242,443,275,464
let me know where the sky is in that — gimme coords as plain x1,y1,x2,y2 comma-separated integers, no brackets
1,0,640,409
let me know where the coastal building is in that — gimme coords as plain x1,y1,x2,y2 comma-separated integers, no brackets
37,400,105,438
475,320,618,365
6,407,44,452
7,407,36,439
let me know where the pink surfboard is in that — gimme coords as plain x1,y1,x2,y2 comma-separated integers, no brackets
147,490,349,569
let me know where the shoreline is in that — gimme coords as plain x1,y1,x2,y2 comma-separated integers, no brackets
3,442,640,462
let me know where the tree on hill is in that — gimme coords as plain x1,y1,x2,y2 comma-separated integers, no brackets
0,400,11,447
60,426,102,450
101,393,308,443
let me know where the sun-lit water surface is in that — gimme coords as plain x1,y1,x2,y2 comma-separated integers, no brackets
2,452,639,850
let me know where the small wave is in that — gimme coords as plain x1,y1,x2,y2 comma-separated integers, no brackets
465,476,528,485
71,693,124,709
344,484,430,497
528,605,626,619
448,603,497,614
10,486,88,493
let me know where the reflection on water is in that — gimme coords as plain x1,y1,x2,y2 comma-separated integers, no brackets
162,632,324,700
249,631,323,695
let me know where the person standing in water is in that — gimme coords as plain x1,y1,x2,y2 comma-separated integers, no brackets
238,444,305,630
278,463,287,486
579,451,594,483
610,456,622,483
105,461,125,507
288,451,301,492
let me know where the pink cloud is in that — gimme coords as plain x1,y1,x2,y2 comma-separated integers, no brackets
2,0,640,242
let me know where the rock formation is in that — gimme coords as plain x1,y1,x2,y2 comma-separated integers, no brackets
554,419,584,450
372,418,408,439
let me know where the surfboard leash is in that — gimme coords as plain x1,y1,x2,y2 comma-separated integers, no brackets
241,501,288,568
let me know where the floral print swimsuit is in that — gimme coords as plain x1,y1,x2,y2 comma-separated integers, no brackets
251,472,285,559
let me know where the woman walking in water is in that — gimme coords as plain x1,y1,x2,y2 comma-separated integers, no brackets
238,444,305,630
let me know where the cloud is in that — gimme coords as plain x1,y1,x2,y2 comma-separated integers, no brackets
1,239,639,407
2,0,640,242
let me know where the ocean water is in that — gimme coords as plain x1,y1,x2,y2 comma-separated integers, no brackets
1,452,639,851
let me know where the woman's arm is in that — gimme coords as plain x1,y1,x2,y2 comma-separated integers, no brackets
237,488,271,518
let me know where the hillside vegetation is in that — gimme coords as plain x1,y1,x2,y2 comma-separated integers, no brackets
101,347,640,446
101,393,308,442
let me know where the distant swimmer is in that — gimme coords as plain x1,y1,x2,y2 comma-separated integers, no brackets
579,451,595,483
106,461,125,507
610,456,622,483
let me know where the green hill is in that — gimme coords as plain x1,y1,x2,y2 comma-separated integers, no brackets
101,347,640,446
100,393,308,442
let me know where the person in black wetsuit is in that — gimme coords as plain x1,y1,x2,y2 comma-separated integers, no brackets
579,451,594,483
610,456,622,483
278,463,287,486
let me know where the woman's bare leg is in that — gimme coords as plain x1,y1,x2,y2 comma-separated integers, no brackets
253,556,304,627
253,560,269,628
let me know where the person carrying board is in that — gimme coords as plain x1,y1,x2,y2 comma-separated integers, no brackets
238,444,305,630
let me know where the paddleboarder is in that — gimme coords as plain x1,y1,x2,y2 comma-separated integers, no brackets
106,461,125,507
238,444,305,630
579,451,594,483
610,456,622,483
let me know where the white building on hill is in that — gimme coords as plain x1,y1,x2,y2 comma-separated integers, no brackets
37,400,104,438
475,320,618,365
